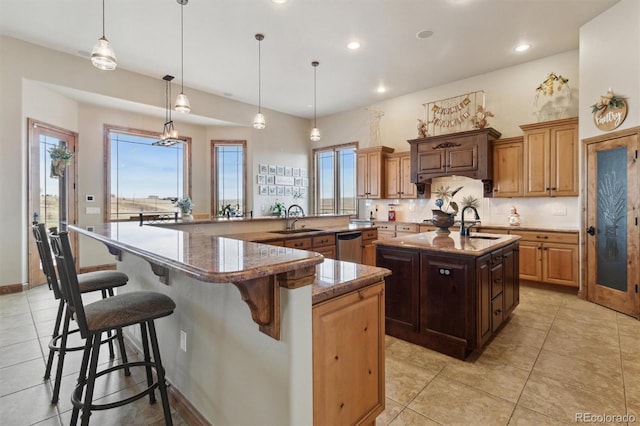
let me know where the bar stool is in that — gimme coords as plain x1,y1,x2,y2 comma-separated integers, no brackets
31,222,130,403
51,231,175,426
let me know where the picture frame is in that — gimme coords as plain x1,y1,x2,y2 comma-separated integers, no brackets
257,175,266,185
267,175,275,185
259,185,268,195
302,177,309,187
293,167,300,177
277,186,284,196
268,164,277,175
277,165,285,176
284,186,293,196
268,186,277,195
300,168,307,178
294,177,302,187
285,166,292,176
259,164,268,174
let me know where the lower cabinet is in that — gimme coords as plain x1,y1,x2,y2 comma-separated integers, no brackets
313,282,385,425
377,242,519,359
361,229,378,266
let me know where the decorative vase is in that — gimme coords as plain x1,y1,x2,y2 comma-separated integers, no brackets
50,158,66,178
181,212,193,221
432,209,455,235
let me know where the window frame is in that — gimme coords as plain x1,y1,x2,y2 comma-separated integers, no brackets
210,140,247,216
104,124,192,222
312,141,359,216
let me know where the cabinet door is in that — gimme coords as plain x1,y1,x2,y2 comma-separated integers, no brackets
385,155,400,198
493,141,524,197
502,244,519,314
361,242,376,266
313,282,385,426
416,149,446,175
356,152,369,197
523,129,551,197
315,246,336,260
400,154,416,198
477,253,492,347
377,247,420,333
543,242,578,287
550,124,578,196
447,144,478,173
491,294,504,333
518,241,542,281
367,151,383,198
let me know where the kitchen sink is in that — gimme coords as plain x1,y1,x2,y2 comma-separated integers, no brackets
272,228,323,234
467,235,500,240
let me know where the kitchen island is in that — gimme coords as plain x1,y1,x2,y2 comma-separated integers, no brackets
70,222,390,425
376,231,520,360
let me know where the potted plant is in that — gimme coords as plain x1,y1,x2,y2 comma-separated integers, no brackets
431,185,463,234
271,200,286,217
48,145,74,178
174,196,193,221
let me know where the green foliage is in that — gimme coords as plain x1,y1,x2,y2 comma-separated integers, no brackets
48,145,74,163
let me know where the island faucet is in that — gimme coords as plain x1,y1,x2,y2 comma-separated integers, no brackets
460,206,480,237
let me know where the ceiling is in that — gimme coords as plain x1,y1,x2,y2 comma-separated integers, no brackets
0,0,618,120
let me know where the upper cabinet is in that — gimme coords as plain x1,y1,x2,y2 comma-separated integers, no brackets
356,146,394,198
408,128,501,195
385,152,416,199
492,136,524,198
520,117,579,197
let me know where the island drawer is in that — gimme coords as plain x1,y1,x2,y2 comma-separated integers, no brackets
492,294,504,332
285,238,312,250
313,234,336,248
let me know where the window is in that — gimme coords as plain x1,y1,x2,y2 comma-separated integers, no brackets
313,143,357,215
106,125,191,221
211,140,246,215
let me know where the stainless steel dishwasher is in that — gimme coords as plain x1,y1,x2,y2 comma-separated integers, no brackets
336,231,363,263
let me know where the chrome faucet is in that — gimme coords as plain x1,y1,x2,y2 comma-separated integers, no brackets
287,204,305,218
286,218,299,231
460,206,480,237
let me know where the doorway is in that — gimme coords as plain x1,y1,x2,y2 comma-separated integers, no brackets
584,127,639,318
28,118,78,288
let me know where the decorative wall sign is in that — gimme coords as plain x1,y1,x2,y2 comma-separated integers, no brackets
422,90,486,136
591,89,627,132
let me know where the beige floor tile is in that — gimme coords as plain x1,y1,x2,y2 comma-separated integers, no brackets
555,304,619,331
490,321,549,350
543,327,620,365
0,311,34,330
512,299,560,318
385,338,451,372
518,371,626,424
385,335,402,348
549,316,618,346
476,339,541,372
389,408,440,425
508,405,573,425
375,398,405,425
532,348,623,398
0,338,42,369
0,383,59,426
385,357,438,405
0,321,39,347
506,308,555,332
619,332,640,361
408,375,514,425
617,312,640,336
0,357,47,398
31,306,61,324
440,358,529,402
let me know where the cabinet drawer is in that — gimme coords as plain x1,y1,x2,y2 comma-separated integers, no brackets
492,271,503,298
314,245,336,260
312,234,336,248
510,230,578,244
378,231,396,240
396,224,418,233
492,294,504,333
376,223,395,232
419,224,435,233
490,249,504,265
285,238,312,250
362,229,378,241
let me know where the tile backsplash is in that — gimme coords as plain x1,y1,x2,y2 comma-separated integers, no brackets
358,176,579,228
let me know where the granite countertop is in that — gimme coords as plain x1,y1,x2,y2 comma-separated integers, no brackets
351,219,578,233
312,259,391,305
225,223,377,243
375,231,520,256
70,222,324,283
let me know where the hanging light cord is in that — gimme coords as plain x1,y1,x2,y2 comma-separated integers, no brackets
258,37,262,113
314,64,317,127
101,0,106,37
180,2,185,93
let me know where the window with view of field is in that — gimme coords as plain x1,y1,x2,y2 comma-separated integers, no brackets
212,141,246,215
314,144,357,215
107,127,190,221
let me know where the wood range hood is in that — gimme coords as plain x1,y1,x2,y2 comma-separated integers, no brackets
407,127,501,196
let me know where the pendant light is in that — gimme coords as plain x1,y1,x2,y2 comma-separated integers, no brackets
91,0,117,71
154,75,183,146
174,0,191,113
310,61,321,142
253,34,266,130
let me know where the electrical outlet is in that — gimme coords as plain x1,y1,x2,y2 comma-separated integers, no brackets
552,208,567,216
180,330,187,352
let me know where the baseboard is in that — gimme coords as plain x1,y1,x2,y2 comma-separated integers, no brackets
0,283,26,295
78,264,117,273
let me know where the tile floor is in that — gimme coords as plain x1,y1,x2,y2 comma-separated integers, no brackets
1,282,639,425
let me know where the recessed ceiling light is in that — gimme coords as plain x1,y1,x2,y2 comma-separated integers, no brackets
376,86,387,94
347,41,361,50
416,30,434,40
515,43,531,52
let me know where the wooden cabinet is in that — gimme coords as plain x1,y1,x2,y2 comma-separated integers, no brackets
510,230,578,287
385,152,416,199
284,237,312,250
408,128,501,193
313,234,336,260
356,146,394,198
520,117,579,197
492,137,524,197
313,281,385,426
377,241,519,359
361,229,378,266
395,223,418,236
376,223,396,240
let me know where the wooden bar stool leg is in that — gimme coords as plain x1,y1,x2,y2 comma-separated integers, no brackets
44,298,65,380
140,323,156,404
51,306,72,404
80,335,102,426
148,321,173,426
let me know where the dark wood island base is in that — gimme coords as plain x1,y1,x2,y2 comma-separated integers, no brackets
376,232,520,360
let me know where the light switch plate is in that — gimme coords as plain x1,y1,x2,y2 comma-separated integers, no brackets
86,194,95,202
85,207,100,214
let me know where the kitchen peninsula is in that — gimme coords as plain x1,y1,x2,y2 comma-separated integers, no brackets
376,231,520,360
70,220,390,425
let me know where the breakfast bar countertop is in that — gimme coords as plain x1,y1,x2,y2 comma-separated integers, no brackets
312,258,391,305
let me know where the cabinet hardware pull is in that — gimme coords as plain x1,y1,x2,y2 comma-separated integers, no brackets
495,278,502,283
494,309,502,315
536,235,549,239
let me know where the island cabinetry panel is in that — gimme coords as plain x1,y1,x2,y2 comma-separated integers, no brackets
377,248,420,336
313,282,385,426
357,146,394,198
520,117,578,197
385,152,416,198
361,229,378,266
492,137,524,197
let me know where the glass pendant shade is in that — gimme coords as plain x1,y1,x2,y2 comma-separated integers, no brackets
253,112,266,129
91,36,117,71
310,127,321,142
175,92,191,113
